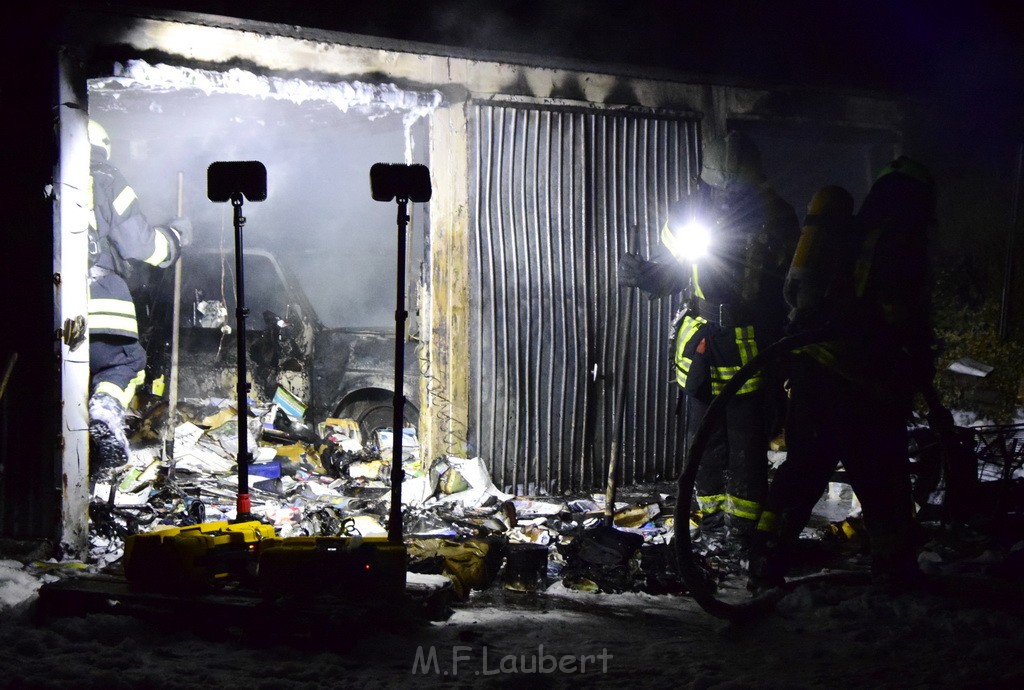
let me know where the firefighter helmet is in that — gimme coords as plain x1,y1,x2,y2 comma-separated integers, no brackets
699,131,764,190
866,155,936,218
88,120,112,160
876,155,933,189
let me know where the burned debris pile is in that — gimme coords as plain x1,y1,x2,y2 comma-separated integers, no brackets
88,393,685,599
84,391,1024,608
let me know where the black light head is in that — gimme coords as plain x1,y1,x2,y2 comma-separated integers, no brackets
370,163,431,203
207,161,268,202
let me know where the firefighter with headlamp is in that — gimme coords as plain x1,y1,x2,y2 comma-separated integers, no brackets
668,215,713,262
618,130,799,552
87,119,190,473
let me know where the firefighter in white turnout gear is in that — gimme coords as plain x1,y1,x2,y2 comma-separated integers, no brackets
87,120,189,472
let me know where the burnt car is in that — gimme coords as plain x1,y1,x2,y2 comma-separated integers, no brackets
136,247,420,440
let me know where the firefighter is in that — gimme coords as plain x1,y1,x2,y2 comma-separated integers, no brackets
748,156,938,592
618,131,799,549
87,120,189,472
782,185,858,328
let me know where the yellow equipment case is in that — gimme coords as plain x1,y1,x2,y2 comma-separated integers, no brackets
123,520,275,592
256,535,407,598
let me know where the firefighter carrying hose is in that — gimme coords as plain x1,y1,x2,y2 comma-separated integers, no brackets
748,156,939,592
618,131,799,551
87,120,190,472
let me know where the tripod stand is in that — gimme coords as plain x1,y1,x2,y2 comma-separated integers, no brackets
206,161,267,522
370,162,432,544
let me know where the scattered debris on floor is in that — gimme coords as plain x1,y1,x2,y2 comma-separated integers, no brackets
88,395,687,598
86,398,1024,603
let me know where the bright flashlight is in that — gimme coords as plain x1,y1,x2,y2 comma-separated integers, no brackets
672,219,712,261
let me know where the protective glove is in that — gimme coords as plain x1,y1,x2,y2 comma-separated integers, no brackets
170,216,194,247
620,252,672,293
617,252,646,288
156,225,181,268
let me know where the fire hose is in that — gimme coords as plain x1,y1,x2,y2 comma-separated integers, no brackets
674,328,976,621
673,330,831,621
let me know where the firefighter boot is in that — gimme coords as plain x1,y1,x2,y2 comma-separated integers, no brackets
746,531,787,594
89,393,130,472
870,528,927,594
726,515,758,557
697,511,728,550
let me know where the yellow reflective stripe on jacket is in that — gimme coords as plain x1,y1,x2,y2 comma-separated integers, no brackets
701,494,762,521
89,298,135,317
692,264,704,299
707,326,763,395
726,495,762,521
736,377,762,395
721,325,762,395
710,366,762,396
735,325,758,364
711,367,732,395
143,229,171,267
697,494,726,515
89,314,139,335
674,316,763,394
660,220,680,260
673,314,706,386
89,298,138,335
675,358,691,383
756,510,778,533
95,369,146,408
794,342,839,368
112,185,137,217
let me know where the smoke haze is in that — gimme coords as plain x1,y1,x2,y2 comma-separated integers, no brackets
89,61,437,328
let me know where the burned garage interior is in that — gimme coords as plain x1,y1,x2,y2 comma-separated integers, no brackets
3,2,1024,686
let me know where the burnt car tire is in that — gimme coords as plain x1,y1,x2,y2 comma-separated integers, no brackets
336,394,420,444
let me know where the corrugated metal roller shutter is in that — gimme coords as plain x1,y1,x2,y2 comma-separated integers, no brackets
469,100,700,494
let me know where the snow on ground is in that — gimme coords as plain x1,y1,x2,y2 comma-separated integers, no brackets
2,411,1023,688
2,551,1024,689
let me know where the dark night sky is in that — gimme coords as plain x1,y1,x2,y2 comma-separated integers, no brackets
16,1,1024,270
82,0,1023,98
69,1,1023,156
139,0,1020,300
72,0,1014,196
